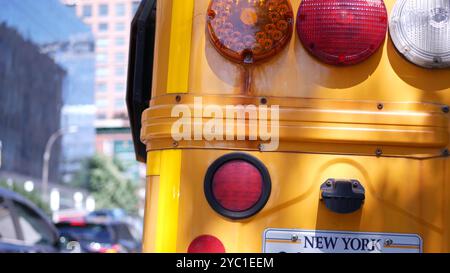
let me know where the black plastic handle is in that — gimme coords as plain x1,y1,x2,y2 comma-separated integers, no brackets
320,179,365,214
126,0,157,162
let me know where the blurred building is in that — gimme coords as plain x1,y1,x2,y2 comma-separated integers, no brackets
63,0,141,122
62,0,145,182
0,23,65,183
0,0,96,183
96,126,144,181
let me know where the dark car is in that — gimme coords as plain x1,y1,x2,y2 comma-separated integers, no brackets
56,220,141,253
86,209,126,221
0,187,61,253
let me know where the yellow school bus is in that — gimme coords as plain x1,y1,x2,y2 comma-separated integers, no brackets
127,0,450,253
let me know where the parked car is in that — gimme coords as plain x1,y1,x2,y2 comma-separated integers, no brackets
56,220,141,253
86,209,126,222
86,209,143,242
0,187,61,253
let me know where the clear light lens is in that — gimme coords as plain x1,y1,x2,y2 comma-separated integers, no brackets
390,0,450,68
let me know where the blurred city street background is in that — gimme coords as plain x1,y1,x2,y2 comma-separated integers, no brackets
0,0,145,252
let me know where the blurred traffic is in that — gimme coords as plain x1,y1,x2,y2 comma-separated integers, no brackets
0,187,142,253
0,0,144,253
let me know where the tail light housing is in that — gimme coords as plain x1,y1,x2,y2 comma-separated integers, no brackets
296,0,388,65
390,0,450,68
206,0,294,64
204,153,271,220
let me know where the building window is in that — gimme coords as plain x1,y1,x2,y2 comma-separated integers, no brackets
96,68,109,77
115,83,125,92
96,38,109,47
115,37,125,46
115,23,125,32
132,1,140,15
97,113,107,119
116,3,126,16
97,83,108,92
115,52,125,63
115,99,125,108
115,67,125,76
99,4,109,16
96,99,108,108
96,53,108,64
82,5,92,17
98,23,109,32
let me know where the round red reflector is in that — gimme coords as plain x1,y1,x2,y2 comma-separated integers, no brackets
296,0,388,65
212,160,263,212
207,0,294,64
204,153,271,219
188,235,226,253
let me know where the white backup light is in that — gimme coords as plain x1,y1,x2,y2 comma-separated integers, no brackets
389,0,450,68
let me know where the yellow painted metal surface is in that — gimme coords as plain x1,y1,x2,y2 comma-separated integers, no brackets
188,0,450,101
142,175,159,253
166,0,194,94
154,150,182,253
142,151,162,252
176,150,450,253
141,94,449,158
147,151,161,176
141,0,450,253
142,0,192,253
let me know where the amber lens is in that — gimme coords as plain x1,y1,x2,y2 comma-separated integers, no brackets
207,0,294,64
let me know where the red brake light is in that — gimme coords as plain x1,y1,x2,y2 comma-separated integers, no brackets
69,220,86,227
204,153,271,219
212,160,263,212
188,235,225,253
296,0,388,65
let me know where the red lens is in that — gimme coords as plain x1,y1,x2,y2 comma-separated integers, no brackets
296,0,388,65
212,160,263,212
188,235,226,253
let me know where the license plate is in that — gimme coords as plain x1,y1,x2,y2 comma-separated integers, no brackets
263,229,422,253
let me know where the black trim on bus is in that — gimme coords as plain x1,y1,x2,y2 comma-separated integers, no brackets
204,153,272,220
126,0,157,163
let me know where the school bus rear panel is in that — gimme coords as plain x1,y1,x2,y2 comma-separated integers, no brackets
134,0,450,253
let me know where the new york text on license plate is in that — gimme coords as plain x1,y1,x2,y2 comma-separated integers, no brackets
263,229,422,253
